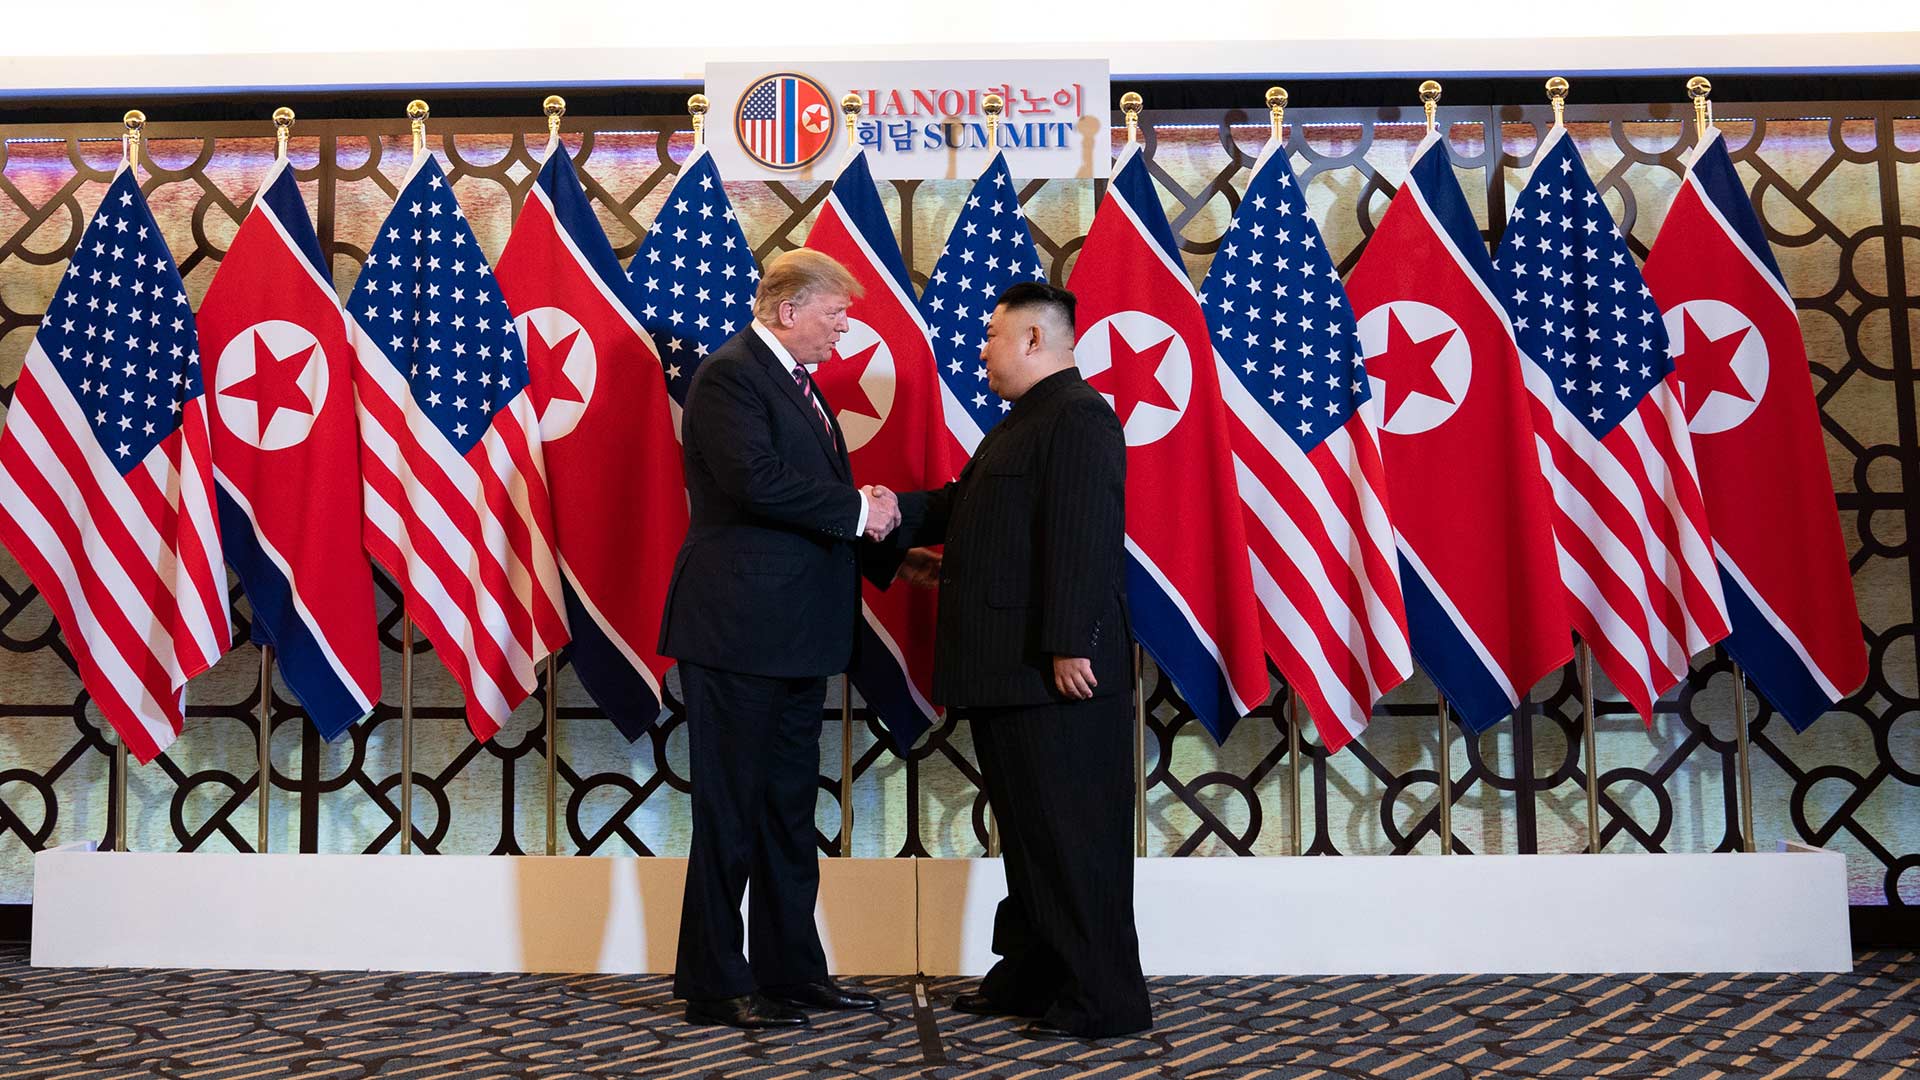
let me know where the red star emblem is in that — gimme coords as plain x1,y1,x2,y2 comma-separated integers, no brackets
1673,311,1753,422
225,331,316,433
1086,323,1179,426
826,342,885,421
1367,310,1456,425
526,322,586,416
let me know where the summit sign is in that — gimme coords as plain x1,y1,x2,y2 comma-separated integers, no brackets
705,59,1110,181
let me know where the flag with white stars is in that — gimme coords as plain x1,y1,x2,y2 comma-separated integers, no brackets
628,146,758,411
1643,127,1862,729
345,154,569,743
1497,124,1730,723
921,150,1046,455
0,165,231,762
1199,141,1410,753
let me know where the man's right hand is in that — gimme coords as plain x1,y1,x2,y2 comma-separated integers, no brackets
861,485,901,540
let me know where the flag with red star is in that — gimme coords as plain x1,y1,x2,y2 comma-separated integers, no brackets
1344,131,1571,733
200,155,381,740
804,150,953,750
1643,129,1864,729
496,142,687,739
1067,143,1270,738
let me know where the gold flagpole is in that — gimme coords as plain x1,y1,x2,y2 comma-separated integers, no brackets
1286,691,1303,856
396,100,428,856
1265,85,1288,145
984,92,1003,149
1133,644,1147,857
1580,643,1602,853
1437,698,1453,854
1419,80,1442,135
542,94,565,158
840,689,854,857
1546,76,1569,129
840,92,863,165
1733,662,1756,852
1687,76,1714,145
1120,91,1142,148
689,93,710,148
256,645,273,853
112,108,146,856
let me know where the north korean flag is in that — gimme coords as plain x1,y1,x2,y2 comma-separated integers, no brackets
496,144,687,738
1643,129,1865,728
201,158,381,739
805,150,954,751
1344,132,1572,732
1069,143,1270,738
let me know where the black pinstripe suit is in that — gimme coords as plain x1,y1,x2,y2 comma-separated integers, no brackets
896,368,1152,1037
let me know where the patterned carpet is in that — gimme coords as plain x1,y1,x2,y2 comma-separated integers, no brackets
1,946,1916,1079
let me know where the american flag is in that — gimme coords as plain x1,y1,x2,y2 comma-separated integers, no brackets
1496,126,1729,721
1201,142,1411,752
0,167,231,763
922,150,1046,457
629,146,758,410
346,156,569,742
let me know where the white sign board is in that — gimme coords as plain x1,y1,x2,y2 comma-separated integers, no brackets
704,59,1110,182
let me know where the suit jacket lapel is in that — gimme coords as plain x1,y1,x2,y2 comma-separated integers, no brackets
744,331,843,471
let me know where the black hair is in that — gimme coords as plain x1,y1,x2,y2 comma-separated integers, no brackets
994,280,1076,332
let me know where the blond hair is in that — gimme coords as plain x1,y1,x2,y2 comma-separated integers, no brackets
752,249,864,322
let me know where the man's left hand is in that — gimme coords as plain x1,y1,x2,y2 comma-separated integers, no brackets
1053,656,1097,700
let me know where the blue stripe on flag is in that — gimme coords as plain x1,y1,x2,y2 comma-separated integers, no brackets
1127,553,1245,741
830,152,921,305
559,579,663,741
536,149,649,328
216,489,370,741
259,167,328,279
1719,567,1837,732
782,78,797,165
1409,141,1502,289
1399,552,1515,733
850,621,932,753
1690,136,1786,287
1111,150,1185,272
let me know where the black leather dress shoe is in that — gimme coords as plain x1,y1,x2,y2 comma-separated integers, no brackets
1021,1018,1075,1039
684,994,810,1029
761,979,879,1011
951,991,1020,1017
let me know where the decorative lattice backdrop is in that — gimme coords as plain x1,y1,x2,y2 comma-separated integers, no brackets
1,99,1914,906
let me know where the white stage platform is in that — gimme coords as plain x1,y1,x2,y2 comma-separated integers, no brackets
31,846,1851,976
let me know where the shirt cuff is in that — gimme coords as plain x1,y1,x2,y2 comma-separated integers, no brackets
854,489,869,537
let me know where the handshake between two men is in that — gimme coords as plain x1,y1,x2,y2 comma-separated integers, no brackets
659,254,1151,1040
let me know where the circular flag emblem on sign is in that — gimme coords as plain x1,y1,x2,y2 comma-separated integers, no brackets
735,72,837,171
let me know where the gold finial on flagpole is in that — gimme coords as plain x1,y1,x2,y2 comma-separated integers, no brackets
1265,86,1288,143
1686,76,1713,142
1418,80,1442,134
122,110,145,168
840,92,863,154
1545,77,1569,127
1120,91,1142,146
688,93,710,148
983,92,1003,150
543,94,566,144
272,107,295,161
407,99,430,161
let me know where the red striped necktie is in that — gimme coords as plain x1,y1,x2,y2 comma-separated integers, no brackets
791,364,833,437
